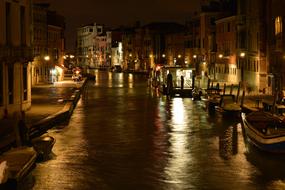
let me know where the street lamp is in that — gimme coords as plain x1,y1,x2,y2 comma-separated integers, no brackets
240,52,246,85
44,55,50,61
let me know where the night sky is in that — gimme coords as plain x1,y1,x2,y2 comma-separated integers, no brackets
44,0,200,50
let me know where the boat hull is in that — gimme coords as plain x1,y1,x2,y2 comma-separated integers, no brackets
242,113,285,153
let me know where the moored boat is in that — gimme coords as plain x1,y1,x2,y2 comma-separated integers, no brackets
241,111,285,153
215,94,241,117
201,88,221,113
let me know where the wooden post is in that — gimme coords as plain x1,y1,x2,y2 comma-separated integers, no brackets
236,82,241,103
240,90,245,107
207,78,210,89
272,90,278,114
230,84,233,95
223,83,226,95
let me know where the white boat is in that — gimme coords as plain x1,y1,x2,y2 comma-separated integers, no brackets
241,111,285,153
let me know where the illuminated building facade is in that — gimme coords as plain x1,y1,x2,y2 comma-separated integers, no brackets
32,3,65,84
0,0,33,118
76,23,103,68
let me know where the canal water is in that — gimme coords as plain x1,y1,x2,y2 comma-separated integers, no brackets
25,71,285,190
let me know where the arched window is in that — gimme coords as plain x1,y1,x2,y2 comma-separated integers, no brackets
275,16,282,35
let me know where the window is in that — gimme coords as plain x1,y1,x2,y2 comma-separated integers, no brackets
275,16,282,35
8,64,14,104
20,6,26,45
0,63,3,106
23,65,28,101
6,2,11,45
227,23,231,32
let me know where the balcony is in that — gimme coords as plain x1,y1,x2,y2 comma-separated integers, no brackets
0,46,33,62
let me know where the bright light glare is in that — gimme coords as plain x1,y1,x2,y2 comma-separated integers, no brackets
44,55,50,61
172,98,185,125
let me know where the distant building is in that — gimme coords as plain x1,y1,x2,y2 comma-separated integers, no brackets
265,0,285,93
236,0,267,93
0,0,33,118
32,3,65,84
215,16,238,84
76,23,103,69
108,29,123,69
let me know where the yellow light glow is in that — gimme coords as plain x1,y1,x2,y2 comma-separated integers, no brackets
240,52,245,57
44,55,50,61
129,53,132,57
219,54,223,58
162,54,166,58
178,54,181,58
193,55,197,59
149,54,153,58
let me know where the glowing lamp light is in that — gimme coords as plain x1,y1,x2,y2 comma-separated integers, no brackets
52,69,57,75
44,55,50,61
156,65,161,71
193,55,197,59
218,54,223,58
178,54,182,58
70,55,75,59
129,53,132,57
149,54,153,58
240,52,245,58
162,54,166,58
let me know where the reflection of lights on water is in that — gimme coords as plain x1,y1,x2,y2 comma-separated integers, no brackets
128,74,133,88
108,72,113,87
164,98,189,184
172,98,185,125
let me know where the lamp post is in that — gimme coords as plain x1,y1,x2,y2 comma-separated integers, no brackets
44,55,50,82
240,52,245,85
193,54,197,73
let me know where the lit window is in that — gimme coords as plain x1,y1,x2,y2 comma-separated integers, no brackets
275,16,282,35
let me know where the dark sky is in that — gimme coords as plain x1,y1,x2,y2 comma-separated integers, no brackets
45,0,200,50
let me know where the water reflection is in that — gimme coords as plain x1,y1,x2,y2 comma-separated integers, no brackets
22,71,285,190
219,124,239,160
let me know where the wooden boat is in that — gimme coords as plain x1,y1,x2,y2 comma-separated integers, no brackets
241,111,285,153
201,88,221,113
215,94,241,117
31,135,55,159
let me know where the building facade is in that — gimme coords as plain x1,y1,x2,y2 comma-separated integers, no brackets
0,0,33,118
76,23,103,69
32,4,65,84
215,16,238,84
